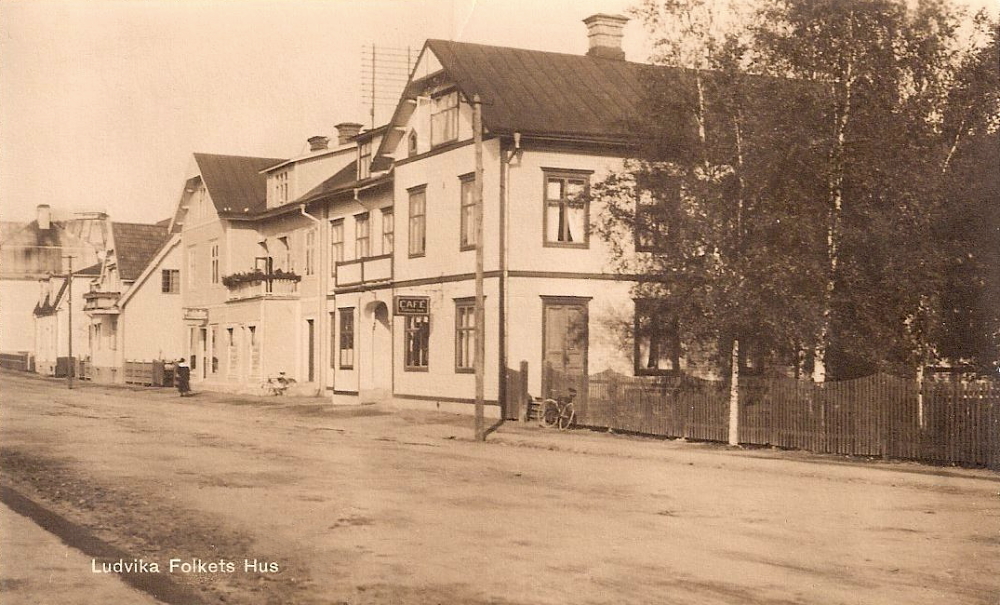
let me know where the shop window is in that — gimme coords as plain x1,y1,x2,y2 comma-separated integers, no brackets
543,170,591,247
404,315,430,371
634,300,681,375
339,308,355,369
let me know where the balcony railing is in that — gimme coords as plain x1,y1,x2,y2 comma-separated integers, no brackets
335,254,392,288
225,274,300,301
83,290,121,313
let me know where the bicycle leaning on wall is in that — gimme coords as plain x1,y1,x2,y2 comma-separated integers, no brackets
537,387,577,430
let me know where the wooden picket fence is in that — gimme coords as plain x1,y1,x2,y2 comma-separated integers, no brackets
579,371,1000,470
123,360,172,387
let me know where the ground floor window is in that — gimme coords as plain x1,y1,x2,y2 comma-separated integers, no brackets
455,300,475,372
227,327,238,376
248,325,261,378
210,325,219,374
404,315,429,371
339,308,355,369
634,300,681,375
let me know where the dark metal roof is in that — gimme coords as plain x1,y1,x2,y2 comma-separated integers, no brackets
421,40,661,141
193,153,286,217
111,222,170,281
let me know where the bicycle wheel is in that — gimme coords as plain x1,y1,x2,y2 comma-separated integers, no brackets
557,402,576,430
540,399,560,428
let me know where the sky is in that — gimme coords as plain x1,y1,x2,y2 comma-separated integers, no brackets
0,0,994,225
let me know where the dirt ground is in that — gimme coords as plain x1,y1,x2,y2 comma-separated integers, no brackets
1,370,998,605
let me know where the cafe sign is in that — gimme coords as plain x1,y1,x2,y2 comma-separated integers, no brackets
394,296,429,316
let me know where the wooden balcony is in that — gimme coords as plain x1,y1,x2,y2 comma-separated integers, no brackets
335,254,392,289
225,274,300,301
83,290,121,314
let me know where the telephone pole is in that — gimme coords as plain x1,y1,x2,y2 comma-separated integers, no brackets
473,94,485,441
64,255,76,389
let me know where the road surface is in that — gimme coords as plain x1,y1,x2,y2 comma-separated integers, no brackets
1,370,998,604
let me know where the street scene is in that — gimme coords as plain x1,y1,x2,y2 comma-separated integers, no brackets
2,371,999,605
2,0,998,603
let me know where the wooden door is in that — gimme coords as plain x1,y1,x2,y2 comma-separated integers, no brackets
542,299,588,406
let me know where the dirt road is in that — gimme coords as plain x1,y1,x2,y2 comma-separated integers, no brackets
1,370,998,604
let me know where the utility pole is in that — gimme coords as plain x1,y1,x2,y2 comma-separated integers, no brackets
64,255,76,389
473,94,485,441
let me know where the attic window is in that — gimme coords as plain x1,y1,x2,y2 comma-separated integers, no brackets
273,170,290,205
430,90,459,147
358,140,372,181
408,131,419,157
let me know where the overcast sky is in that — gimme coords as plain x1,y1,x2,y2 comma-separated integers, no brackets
0,0,993,225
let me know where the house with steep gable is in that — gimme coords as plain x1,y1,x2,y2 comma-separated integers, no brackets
84,221,176,383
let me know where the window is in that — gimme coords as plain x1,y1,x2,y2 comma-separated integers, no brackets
455,300,476,372
543,171,591,247
408,186,426,257
355,214,370,259
95,323,102,350
273,170,290,205
408,131,419,157
405,314,430,370
248,325,261,377
431,91,459,146
358,140,372,181
278,236,292,272
227,327,238,376
187,246,197,288
210,242,219,283
634,300,681,375
109,318,117,350
161,269,180,293
329,220,344,275
635,174,679,252
381,208,394,255
459,174,476,250
329,312,336,368
305,228,316,275
339,308,355,369
210,325,219,374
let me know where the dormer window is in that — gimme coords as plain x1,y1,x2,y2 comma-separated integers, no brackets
358,140,372,181
431,90,459,147
408,131,419,157
273,170,290,206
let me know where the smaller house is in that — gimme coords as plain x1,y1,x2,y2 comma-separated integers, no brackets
32,262,102,376
84,222,175,383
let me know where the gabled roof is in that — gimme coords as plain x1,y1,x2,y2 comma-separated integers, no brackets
193,153,285,217
119,234,180,308
111,222,170,281
418,39,657,141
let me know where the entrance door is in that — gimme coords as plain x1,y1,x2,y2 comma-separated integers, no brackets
306,319,315,382
542,298,588,406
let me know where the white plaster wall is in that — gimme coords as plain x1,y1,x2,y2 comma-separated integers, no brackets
0,279,41,352
122,243,183,362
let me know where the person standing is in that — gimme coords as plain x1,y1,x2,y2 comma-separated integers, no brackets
175,358,191,397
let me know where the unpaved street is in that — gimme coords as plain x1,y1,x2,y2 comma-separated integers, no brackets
1,370,998,605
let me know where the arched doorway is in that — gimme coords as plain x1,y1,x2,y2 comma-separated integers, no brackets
359,300,391,402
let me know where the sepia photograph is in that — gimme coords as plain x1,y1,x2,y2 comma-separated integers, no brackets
0,0,998,603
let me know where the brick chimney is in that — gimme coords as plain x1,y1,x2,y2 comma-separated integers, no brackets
583,14,629,60
307,135,330,151
37,204,51,230
335,122,363,145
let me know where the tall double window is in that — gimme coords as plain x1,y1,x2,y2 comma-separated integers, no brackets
210,242,219,284
381,208,394,255
634,300,681,375
431,91,459,147
408,186,426,257
635,173,679,252
339,308,355,369
459,174,476,250
404,315,430,371
187,246,197,288
305,228,316,275
543,170,591,247
455,299,476,372
355,213,370,259
358,140,372,181
273,170,290,206
329,220,344,275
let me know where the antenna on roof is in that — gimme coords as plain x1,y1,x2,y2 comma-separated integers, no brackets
360,44,415,129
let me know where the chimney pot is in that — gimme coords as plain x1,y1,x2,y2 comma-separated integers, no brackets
583,13,629,60
37,204,51,230
334,122,364,145
307,135,330,152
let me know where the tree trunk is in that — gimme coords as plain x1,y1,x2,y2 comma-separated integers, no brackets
728,338,740,446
